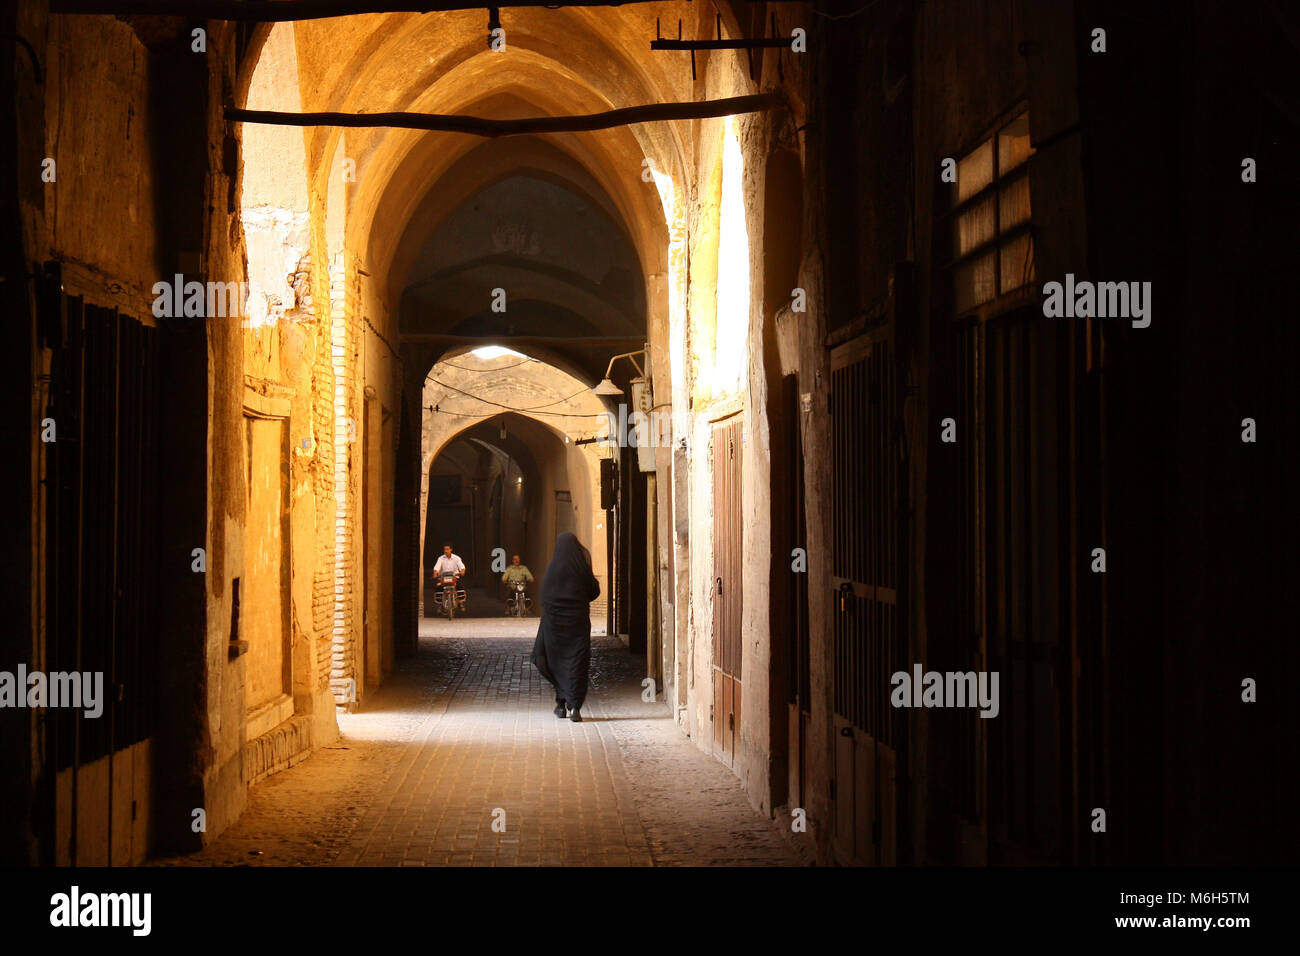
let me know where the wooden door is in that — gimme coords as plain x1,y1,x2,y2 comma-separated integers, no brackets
967,307,1071,862
45,297,160,865
711,416,744,764
830,331,905,865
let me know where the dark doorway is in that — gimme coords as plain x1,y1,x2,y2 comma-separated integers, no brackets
774,375,809,810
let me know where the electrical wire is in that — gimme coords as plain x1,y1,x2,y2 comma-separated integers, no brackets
363,314,403,366
430,376,591,411
428,401,605,420
424,402,603,446
427,377,604,417
426,405,499,418
433,356,537,373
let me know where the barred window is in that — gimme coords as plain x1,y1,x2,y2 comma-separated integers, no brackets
947,112,1035,314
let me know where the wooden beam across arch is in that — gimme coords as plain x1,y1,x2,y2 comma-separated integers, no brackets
225,94,783,138
52,0,767,21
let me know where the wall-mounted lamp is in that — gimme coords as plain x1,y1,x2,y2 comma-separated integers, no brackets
592,347,649,397
594,345,662,473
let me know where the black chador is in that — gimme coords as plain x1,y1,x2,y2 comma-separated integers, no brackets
531,532,601,721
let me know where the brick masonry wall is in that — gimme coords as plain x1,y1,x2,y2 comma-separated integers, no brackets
311,248,337,699
327,251,361,706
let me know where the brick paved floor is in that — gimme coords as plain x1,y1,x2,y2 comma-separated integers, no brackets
153,618,809,867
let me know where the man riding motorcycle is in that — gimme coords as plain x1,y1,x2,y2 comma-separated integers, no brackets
501,554,534,616
432,544,467,617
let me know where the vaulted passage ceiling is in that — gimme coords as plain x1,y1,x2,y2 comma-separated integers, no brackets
239,4,758,382
400,172,646,348
261,6,713,276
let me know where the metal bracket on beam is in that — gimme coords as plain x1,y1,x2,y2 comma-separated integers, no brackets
653,11,794,83
651,37,792,50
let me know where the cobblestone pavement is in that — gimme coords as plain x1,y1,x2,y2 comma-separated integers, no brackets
153,618,809,867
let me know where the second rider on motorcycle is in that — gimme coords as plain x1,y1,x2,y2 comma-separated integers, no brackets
502,554,534,615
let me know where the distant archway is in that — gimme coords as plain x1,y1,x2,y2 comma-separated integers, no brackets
422,413,602,617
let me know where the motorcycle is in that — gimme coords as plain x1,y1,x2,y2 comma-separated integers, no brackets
506,580,532,617
432,569,467,619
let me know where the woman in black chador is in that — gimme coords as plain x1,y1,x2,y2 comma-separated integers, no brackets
531,532,601,722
